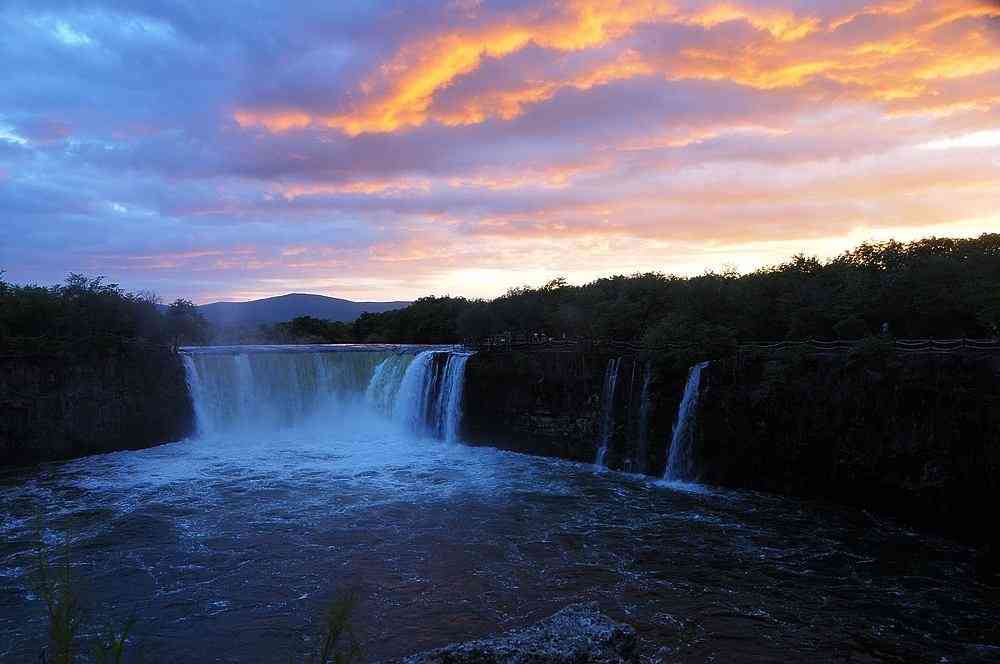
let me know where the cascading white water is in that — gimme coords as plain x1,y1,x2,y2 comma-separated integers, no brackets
663,361,710,482
392,350,439,435
365,354,415,416
435,352,472,444
182,351,382,432
234,354,259,422
594,357,621,467
181,355,210,436
391,349,473,442
181,347,470,442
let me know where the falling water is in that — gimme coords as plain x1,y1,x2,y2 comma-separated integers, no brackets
180,347,469,441
663,361,710,482
434,352,472,444
181,355,209,436
365,354,415,416
391,350,474,441
393,350,440,435
594,357,621,467
634,361,653,474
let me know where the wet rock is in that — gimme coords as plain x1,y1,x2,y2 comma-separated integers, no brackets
393,603,638,664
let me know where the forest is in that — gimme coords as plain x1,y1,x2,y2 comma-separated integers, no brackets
268,235,1000,348
2,235,998,354
0,273,209,352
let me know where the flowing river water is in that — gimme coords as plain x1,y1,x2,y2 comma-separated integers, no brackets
0,346,997,662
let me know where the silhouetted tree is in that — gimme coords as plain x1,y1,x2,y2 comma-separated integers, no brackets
165,299,210,348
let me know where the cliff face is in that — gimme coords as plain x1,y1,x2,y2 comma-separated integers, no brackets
463,350,605,462
0,343,194,466
463,345,1000,550
692,349,1000,544
462,349,689,474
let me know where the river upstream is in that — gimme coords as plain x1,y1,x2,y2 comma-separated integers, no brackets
0,347,997,662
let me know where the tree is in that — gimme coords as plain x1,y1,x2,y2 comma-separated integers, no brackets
165,299,210,347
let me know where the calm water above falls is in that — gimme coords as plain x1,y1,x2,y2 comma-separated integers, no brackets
0,350,997,663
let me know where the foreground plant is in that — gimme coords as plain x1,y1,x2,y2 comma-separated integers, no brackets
304,590,362,664
34,539,86,664
32,524,360,663
93,615,136,664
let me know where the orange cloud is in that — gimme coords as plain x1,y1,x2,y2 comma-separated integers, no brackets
233,1,999,137
432,49,657,126
679,3,821,42
322,0,674,134
280,178,432,198
234,110,311,132
828,0,921,32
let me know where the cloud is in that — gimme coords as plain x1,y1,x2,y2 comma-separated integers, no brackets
1,0,998,301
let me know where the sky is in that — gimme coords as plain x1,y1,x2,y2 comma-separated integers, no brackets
1,0,998,304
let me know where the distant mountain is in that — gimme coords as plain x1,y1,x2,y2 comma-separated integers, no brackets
196,293,411,326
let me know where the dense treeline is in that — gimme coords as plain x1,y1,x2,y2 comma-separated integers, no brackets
332,235,1000,348
4,235,998,352
0,273,209,352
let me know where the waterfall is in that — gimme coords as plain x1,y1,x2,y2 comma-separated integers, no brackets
434,353,472,444
634,361,653,474
393,350,439,435
594,357,621,467
180,347,471,441
181,355,210,436
663,361,710,482
393,349,473,441
365,354,414,416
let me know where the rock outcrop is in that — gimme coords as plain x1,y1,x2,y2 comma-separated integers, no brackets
393,603,638,664
693,348,1000,546
0,341,194,466
462,348,689,472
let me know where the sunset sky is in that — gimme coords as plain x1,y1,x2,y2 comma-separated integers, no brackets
1,1,998,303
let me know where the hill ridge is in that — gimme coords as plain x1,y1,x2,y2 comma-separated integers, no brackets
196,292,410,326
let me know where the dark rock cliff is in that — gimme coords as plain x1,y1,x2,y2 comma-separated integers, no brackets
0,342,194,466
692,348,1000,546
462,348,690,474
462,345,1000,554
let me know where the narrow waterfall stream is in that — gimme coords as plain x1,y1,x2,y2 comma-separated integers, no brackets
593,357,621,466
664,361,710,482
634,361,653,474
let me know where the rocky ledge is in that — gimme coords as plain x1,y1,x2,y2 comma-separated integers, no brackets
393,603,638,664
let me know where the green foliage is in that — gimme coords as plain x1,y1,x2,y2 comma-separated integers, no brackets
165,298,211,347
352,296,470,343
833,316,870,340
93,615,135,664
642,313,738,371
0,273,172,351
334,233,1000,348
266,316,355,344
34,541,86,664
4,233,998,353
304,590,362,664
